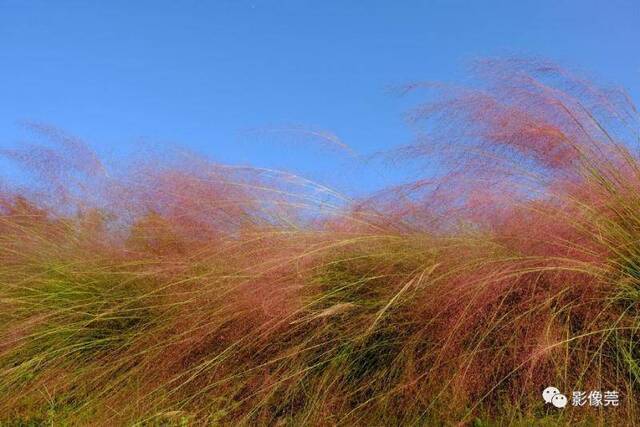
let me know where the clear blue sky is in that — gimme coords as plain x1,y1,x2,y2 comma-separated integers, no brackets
1,1,638,194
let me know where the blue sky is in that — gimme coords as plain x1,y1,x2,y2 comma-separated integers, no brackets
1,1,638,195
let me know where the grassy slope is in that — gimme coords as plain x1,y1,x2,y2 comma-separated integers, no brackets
1,60,640,425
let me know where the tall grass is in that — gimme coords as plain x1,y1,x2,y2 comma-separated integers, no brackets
1,59,640,425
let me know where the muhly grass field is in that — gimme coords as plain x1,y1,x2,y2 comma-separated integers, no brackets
1,59,640,425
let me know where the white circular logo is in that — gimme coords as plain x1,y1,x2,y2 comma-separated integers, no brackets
543,386,560,403
552,393,568,408
543,386,567,408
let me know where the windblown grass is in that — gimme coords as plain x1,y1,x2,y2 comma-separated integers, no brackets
1,59,640,425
